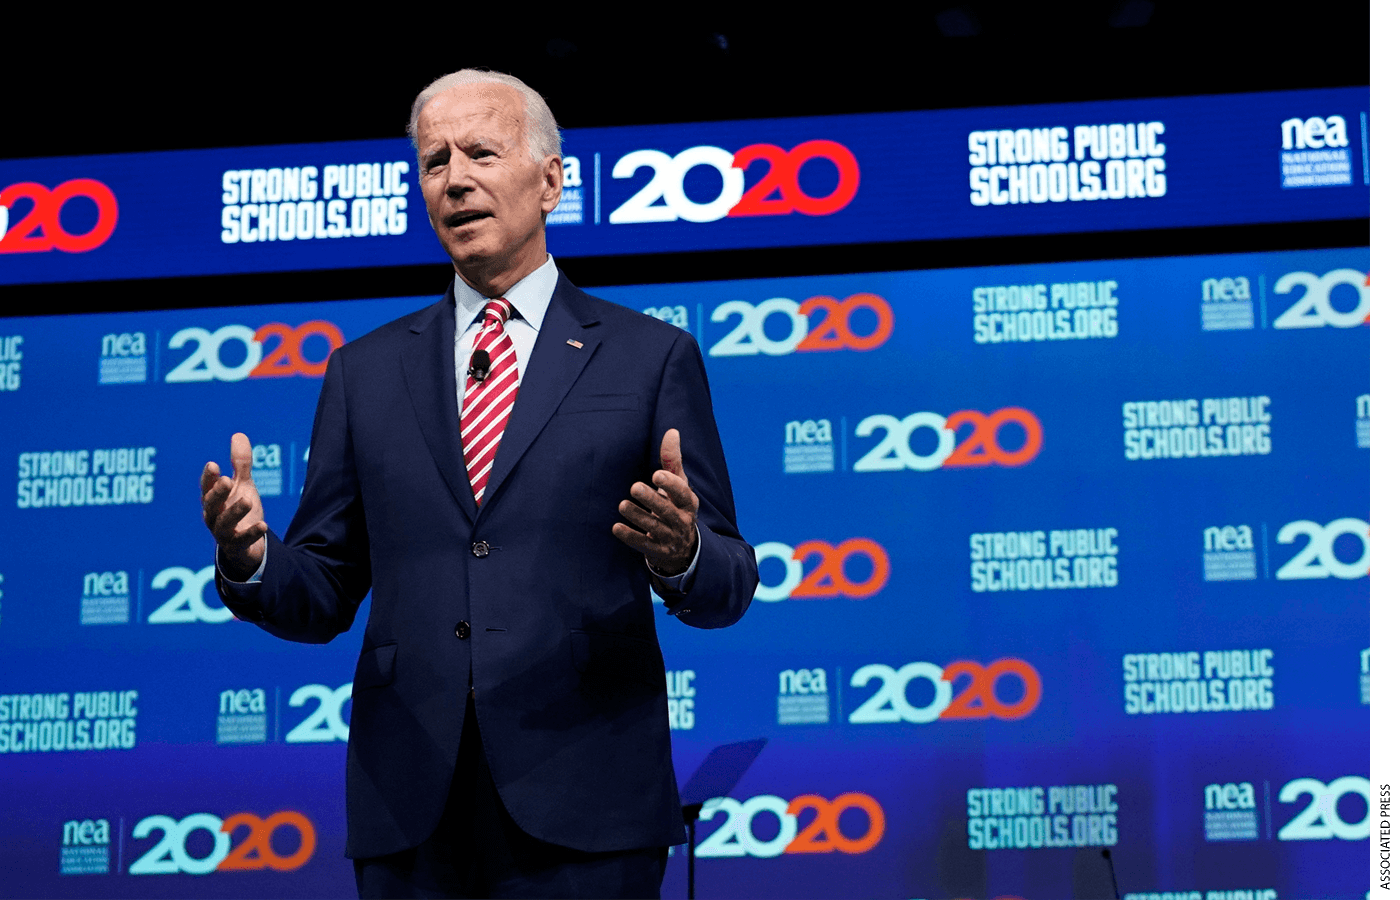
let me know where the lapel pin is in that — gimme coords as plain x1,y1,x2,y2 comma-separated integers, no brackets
566,339,584,349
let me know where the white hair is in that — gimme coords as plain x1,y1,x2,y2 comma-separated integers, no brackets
407,69,562,162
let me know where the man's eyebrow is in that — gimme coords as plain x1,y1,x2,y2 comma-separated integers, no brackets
420,135,512,165
468,137,506,152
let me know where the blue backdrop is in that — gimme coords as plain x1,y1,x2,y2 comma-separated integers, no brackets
0,245,1368,898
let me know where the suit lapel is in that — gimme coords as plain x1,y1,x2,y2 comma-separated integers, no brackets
402,292,478,525
479,275,601,511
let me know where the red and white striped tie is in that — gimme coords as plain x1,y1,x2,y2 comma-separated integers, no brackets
460,298,519,504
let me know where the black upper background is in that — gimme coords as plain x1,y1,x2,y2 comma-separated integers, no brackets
1,4,1370,314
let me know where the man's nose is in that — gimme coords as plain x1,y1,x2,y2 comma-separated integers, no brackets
445,151,474,194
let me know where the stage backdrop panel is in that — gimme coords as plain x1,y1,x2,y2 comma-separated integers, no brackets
0,246,1367,898
0,87,1367,285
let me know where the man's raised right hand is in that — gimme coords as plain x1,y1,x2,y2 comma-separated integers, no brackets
201,432,267,582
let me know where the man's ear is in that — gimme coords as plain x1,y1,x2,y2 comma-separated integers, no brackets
540,155,564,215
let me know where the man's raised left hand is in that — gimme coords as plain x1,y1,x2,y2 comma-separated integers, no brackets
613,428,699,577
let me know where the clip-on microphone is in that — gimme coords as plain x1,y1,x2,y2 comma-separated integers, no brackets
469,349,491,384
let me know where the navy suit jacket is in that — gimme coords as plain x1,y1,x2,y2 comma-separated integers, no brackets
220,273,757,859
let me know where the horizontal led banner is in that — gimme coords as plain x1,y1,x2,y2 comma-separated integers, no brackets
0,87,1368,286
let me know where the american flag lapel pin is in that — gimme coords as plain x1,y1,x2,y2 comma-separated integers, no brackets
566,339,584,349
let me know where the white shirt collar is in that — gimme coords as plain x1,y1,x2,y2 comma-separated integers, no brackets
453,255,558,339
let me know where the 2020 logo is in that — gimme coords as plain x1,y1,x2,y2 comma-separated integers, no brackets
1272,268,1368,328
129,811,316,874
753,539,890,602
849,659,1042,723
0,179,118,253
1277,776,1368,841
609,141,859,225
148,566,230,624
696,792,884,858
709,293,894,356
285,683,351,743
165,321,345,382
1275,518,1368,580
853,408,1043,471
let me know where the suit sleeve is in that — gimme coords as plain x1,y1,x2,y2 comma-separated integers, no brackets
649,330,758,628
218,348,372,643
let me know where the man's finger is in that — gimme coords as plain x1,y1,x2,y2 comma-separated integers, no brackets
202,475,232,511
651,470,698,513
619,498,674,536
629,481,670,514
659,428,685,480
225,520,268,550
200,461,222,495
611,521,661,556
202,477,233,528
617,499,654,531
630,481,696,527
213,495,255,538
231,432,254,484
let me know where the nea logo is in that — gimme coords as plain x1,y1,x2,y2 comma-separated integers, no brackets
84,571,129,596
81,569,132,626
1278,121,1353,189
1203,524,1256,583
1280,117,1349,150
1204,525,1253,552
778,668,830,725
1205,782,1256,810
784,419,835,474
786,419,831,444
217,688,268,745
780,668,828,695
60,818,112,875
220,688,266,715
64,818,111,845
1201,277,1251,303
1203,781,1260,842
99,332,147,385
102,332,145,358
1199,276,1254,331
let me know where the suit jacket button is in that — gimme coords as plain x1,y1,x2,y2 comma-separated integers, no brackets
472,542,490,558
455,620,470,639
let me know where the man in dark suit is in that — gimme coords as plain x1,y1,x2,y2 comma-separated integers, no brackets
200,69,757,898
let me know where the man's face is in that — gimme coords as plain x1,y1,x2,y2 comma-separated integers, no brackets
416,83,562,294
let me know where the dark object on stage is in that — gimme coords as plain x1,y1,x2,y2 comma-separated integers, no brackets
678,738,767,900
1102,848,1121,900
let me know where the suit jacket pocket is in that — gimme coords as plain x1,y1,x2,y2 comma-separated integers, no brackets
570,630,663,687
353,641,397,692
557,393,640,415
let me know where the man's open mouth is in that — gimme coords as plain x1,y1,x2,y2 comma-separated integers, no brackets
446,211,490,227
